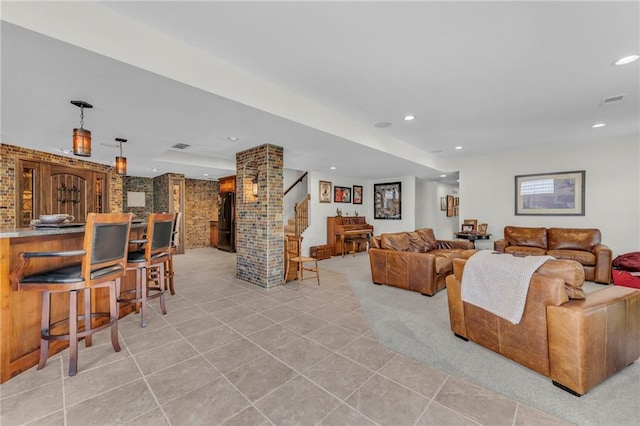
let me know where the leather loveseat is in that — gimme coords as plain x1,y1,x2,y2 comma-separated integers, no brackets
494,226,612,283
368,228,474,296
446,256,640,396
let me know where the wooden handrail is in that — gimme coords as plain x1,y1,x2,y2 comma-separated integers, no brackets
294,194,311,236
284,172,308,197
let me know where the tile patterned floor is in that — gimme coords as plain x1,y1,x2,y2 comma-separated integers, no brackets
0,248,572,426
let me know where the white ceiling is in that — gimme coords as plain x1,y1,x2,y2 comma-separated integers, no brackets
1,1,638,183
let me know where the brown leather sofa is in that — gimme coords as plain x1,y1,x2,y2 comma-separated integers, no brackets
494,226,612,283
368,228,474,296
446,256,640,396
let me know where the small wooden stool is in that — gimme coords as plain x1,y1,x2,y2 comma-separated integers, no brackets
343,236,370,257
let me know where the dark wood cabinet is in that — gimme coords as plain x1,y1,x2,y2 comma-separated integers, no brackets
210,220,218,247
17,159,107,226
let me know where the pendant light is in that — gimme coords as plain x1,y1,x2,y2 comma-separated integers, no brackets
70,100,93,157
115,138,127,175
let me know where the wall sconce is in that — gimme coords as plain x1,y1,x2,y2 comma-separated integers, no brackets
252,173,259,197
115,138,127,175
70,100,93,157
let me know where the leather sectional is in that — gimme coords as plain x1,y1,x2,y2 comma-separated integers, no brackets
446,256,640,396
368,228,474,296
494,226,612,283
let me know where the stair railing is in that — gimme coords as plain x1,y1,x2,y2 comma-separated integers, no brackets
284,171,308,196
294,194,311,236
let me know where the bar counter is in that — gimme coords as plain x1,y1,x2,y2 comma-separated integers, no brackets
0,222,145,383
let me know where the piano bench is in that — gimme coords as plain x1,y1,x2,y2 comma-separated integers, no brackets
310,245,332,260
343,237,370,258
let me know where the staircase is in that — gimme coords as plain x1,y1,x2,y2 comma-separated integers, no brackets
284,172,310,237
285,194,310,236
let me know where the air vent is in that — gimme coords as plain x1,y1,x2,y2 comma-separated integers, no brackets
599,94,625,108
171,143,191,150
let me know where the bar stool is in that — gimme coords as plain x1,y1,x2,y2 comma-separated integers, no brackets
118,213,174,327
10,213,133,376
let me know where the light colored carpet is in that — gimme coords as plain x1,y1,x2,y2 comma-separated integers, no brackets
320,254,640,426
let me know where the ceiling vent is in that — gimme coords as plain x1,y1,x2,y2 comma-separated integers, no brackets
171,143,191,150
599,94,625,108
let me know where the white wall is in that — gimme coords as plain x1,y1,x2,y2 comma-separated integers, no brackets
300,135,638,258
303,173,416,255
416,181,460,239
304,172,361,255
283,168,307,224
367,176,416,235
456,134,639,256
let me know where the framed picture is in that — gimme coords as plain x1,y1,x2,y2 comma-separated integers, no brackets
319,180,332,203
440,197,447,211
334,186,351,203
463,219,478,231
374,182,401,219
461,223,474,233
446,195,454,217
515,170,585,216
478,223,488,235
353,185,363,204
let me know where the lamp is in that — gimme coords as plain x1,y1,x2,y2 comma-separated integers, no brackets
252,172,259,197
115,138,127,175
70,100,93,157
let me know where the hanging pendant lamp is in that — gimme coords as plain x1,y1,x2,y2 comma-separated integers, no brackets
70,100,93,157
115,138,127,175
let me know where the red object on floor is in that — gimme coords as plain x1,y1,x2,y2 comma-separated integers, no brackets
612,270,640,289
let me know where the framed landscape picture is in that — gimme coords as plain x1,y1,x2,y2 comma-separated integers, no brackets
515,170,585,215
319,180,332,203
334,186,351,203
353,185,363,204
374,182,401,219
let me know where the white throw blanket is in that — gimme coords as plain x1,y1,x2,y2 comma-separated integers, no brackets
461,251,553,324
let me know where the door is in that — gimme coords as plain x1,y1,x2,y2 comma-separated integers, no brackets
169,177,185,254
217,192,235,252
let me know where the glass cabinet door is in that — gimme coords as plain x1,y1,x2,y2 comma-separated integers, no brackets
18,160,39,227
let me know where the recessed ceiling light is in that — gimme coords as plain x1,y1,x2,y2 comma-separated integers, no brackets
203,173,209,177
403,115,415,121
151,168,158,172
592,123,606,128
228,136,239,142
329,166,336,170
454,146,463,150
440,174,446,178
613,55,639,66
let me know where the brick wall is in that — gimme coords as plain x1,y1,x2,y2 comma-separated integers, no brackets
185,178,218,248
123,176,154,220
236,144,284,288
0,143,122,227
152,173,171,214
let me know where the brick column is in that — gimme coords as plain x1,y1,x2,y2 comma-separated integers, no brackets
236,144,284,288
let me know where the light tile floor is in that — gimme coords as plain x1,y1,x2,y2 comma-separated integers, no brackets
0,248,571,426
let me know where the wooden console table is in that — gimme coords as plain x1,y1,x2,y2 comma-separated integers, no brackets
455,232,492,248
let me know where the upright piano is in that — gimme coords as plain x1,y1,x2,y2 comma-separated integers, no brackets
327,216,374,256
